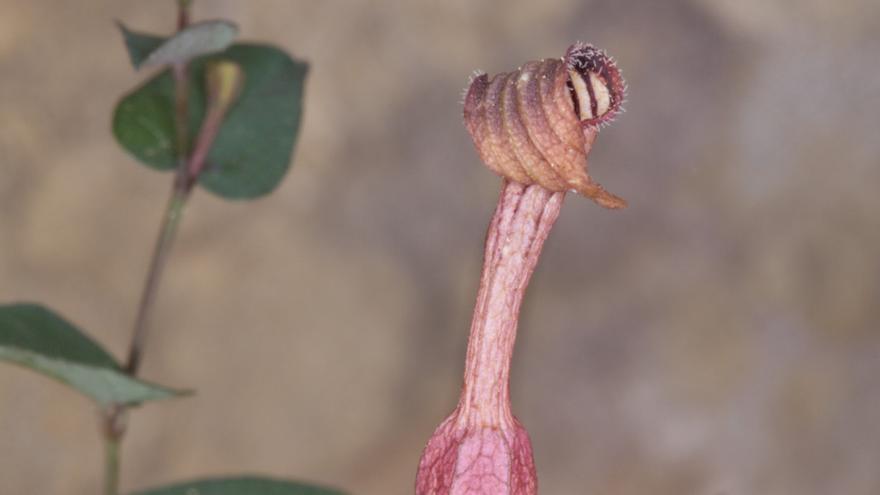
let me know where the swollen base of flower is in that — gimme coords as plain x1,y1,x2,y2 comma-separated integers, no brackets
416,409,537,495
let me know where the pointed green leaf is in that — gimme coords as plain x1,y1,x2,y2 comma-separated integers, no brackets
141,20,239,68
0,303,187,406
117,22,165,69
130,476,347,495
112,44,308,198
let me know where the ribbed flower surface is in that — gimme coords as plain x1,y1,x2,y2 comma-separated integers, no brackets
463,43,626,209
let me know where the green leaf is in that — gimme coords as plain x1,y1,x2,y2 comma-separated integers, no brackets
0,303,186,406
116,22,165,69
130,476,348,495
112,43,309,198
140,20,239,68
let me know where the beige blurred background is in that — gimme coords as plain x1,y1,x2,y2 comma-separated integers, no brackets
1,0,879,494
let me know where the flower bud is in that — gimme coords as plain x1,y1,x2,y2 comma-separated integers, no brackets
205,59,244,115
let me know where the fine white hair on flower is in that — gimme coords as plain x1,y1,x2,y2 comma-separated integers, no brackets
461,71,485,104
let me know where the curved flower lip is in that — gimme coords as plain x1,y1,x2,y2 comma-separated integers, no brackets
463,43,627,209
564,42,626,128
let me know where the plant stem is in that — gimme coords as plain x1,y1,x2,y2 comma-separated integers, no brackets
173,0,192,183
128,0,194,367
102,403,126,495
99,4,194,493
173,63,190,174
128,0,193,374
103,433,121,495
124,189,189,374
177,0,192,29
100,188,188,495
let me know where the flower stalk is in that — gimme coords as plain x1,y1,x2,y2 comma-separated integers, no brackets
416,181,562,494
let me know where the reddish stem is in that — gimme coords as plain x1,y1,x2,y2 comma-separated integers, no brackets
416,180,565,495
172,0,192,190
185,102,225,182
177,2,190,30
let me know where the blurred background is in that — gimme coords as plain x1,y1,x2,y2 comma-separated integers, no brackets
1,0,879,493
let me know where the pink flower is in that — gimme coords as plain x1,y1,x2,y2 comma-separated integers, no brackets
416,42,627,494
